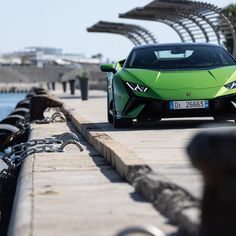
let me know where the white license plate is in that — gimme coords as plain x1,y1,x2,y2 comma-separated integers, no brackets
169,100,209,110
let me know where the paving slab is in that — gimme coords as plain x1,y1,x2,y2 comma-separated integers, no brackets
57,89,236,235
8,115,179,236
60,90,234,200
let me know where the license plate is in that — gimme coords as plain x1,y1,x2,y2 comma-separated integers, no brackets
169,100,209,110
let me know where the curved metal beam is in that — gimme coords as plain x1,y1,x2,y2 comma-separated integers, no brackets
159,19,186,42
119,0,236,56
87,21,157,46
178,11,210,42
160,17,196,42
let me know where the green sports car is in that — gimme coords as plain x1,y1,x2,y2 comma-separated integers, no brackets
100,43,236,128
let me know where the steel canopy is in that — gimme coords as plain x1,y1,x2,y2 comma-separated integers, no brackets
119,0,236,57
87,21,157,46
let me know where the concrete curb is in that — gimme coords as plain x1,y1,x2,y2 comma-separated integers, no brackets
63,107,147,179
62,104,201,236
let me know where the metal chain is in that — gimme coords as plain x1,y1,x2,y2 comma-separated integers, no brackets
8,145,64,169
7,140,83,170
32,117,52,124
18,121,30,133
32,112,66,124
3,137,63,160
1,137,83,175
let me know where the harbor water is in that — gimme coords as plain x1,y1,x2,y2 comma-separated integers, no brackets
0,93,26,167
0,93,26,120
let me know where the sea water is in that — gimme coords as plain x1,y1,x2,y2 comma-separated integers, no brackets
0,93,26,167
0,93,26,120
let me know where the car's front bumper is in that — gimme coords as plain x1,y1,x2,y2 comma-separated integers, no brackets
122,93,236,121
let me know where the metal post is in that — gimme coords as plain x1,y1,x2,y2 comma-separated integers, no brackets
51,82,56,91
187,128,236,236
69,80,75,95
62,81,67,93
47,82,51,90
79,77,89,100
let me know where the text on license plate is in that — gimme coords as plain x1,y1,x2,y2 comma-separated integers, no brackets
169,100,209,110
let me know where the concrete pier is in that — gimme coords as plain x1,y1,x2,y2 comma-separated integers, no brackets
8,87,234,236
8,108,178,236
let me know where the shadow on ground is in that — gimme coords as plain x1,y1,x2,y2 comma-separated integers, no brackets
82,119,235,132
59,95,106,100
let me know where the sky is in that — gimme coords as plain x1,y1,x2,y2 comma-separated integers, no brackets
0,0,235,61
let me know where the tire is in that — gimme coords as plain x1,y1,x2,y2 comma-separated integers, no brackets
107,80,114,123
213,116,224,121
107,97,113,123
108,110,113,123
137,117,161,123
112,102,132,128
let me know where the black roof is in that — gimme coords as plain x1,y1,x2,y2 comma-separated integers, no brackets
133,43,224,50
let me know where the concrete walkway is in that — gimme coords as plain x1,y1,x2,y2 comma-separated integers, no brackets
58,88,236,236
60,90,234,199
8,112,178,236
60,90,202,198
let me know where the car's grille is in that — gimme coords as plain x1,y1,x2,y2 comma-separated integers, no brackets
123,94,236,120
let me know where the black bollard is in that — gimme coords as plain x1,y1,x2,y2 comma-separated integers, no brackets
79,77,89,100
62,81,67,93
187,128,236,236
30,94,62,121
47,82,51,90
69,80,75,95
51,82,56,91
32,88,48,95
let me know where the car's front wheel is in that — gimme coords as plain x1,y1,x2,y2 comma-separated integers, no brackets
107,99,113,123
108,112,113,123
213,116,224,121
112,103,132,128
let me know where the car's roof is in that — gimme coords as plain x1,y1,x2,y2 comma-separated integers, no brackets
133,43,224,50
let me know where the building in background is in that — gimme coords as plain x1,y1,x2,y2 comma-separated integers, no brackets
0,47,100,67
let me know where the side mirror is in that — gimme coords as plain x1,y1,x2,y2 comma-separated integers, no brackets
100,64,115,73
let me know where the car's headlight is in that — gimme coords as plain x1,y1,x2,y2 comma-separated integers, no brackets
125,81,148,92
224,81,236,90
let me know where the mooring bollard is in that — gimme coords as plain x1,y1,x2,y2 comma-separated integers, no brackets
187,128,236,236
30,95,62,121
32,88,47,95
69,79,75,95
62,81,67,93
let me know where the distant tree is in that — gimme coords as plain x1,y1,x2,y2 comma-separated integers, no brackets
221,4,236,53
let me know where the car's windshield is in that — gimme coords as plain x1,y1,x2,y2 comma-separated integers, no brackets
125,45,236,70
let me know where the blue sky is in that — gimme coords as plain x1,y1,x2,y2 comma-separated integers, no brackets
0,0,234,61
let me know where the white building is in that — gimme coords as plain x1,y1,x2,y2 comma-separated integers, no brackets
0,47,100,67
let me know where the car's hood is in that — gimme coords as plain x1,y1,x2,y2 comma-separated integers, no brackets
122,66,236,89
